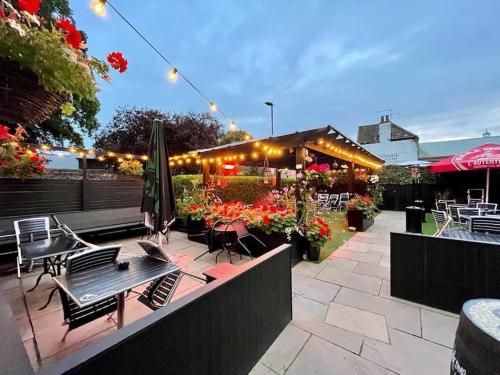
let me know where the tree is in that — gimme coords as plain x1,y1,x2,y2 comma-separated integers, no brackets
93,107,224,155
219,130,253,145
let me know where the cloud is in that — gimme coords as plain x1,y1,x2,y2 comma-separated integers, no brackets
404,101,500,141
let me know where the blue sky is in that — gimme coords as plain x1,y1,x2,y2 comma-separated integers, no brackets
71,0,500,146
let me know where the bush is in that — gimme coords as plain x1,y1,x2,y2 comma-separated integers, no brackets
378,165,440,185
172,175,294,203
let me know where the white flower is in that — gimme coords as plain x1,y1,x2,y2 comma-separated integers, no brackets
6,19,26,36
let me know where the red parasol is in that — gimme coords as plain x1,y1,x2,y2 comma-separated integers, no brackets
429,143,500,202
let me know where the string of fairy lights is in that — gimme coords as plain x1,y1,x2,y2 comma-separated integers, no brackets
90,0,239,132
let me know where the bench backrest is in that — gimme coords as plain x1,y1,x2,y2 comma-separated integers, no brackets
470,216,500,235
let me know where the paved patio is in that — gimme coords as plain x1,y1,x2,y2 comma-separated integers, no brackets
251,211,458,375
1,210,458,374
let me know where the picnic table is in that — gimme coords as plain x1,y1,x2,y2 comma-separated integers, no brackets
442,229,500,244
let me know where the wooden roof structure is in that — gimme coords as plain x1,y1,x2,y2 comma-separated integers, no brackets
195,125,384,170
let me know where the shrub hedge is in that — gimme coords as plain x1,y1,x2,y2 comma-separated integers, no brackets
172,175,294,203
377,166,440,185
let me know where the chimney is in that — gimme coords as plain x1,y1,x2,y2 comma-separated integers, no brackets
385,115,390,122
380,115,384,123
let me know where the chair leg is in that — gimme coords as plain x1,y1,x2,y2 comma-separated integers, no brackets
16,257,21,279
28,272,45,292
61,328,70,342
38,287,58,311
194,250,210,261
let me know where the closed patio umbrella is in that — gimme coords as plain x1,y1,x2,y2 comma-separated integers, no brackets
141,119,176,243
429,143,500,202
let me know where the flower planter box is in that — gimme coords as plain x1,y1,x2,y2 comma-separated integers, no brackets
248,228,305,266
186,216,207,244
347,209,374,232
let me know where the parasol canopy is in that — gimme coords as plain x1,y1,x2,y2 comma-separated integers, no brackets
429,143,500,202
141,119,176,234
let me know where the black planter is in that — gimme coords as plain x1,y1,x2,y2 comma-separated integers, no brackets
186,216,207,244
347,209,374,232
305,245,320,262
248,228,305,265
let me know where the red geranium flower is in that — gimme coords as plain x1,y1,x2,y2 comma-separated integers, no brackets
107,52,128,73
35,165,45,172
65,29,83,49
263,215,271,225
0,8,5,17
320,227,326,236
17,0,41,14
0,125,14,141
29,155,40,163
56,19,76,33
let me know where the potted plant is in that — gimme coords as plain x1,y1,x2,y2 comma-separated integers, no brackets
0,125,46,178
0,0,127,125
347,195,376,231
304,163,336,191
304,216,331,261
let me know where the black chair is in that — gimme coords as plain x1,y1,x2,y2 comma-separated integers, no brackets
447,204,468,227
435,201,448,211
431,209,450,236
58,245,121,340
13,217,51,278
194,220,225,261
137,270,183,310
470,216,500,235
221,219,266,262
477,203,497,212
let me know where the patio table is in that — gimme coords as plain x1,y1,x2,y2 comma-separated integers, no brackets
20,235,88,293
442,229,500,244
53,255,180,328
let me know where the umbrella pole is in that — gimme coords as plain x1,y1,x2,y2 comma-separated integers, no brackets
486,169,490,203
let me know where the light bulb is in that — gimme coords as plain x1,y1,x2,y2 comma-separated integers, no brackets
167,68,178,82
91,0,106,16
209,102,217,112
229,120,237,132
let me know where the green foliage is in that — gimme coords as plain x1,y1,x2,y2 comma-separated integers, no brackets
0,24,97,100
219,130,252,145
118,159,144,176
378,165,439,185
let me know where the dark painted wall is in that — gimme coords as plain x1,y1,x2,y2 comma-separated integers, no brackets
391,232,500,313
37,245,292,375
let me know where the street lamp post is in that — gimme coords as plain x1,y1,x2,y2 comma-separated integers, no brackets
265,101,274,136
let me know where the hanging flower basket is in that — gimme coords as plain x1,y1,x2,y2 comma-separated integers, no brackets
0,59,66,126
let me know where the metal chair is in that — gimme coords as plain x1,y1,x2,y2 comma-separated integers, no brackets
477,203,497,212
431,209,448,235
222,219,266,263
327,194,339,210
337,193,350,211
316,193,330,208
447,204,468,227
457,208,481,222
470,216,500,234
137,270,183,310
58,245,121,340
435,201,448,211
193,220,224,262
14,217,51,278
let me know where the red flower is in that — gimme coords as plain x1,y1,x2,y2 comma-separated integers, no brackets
29,155,40,163
56,19,76,33
0,8,5,17
107,52,128,73
35,165,45,172
320,227,326,236
263,215,271,225
17,0,41,14
65,30,83,49
0,125,14,141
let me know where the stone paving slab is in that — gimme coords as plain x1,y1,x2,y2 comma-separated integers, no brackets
287,335,390,375
292,273,340,305
259,325,310,374
330,249,382,264
316,267,382,295
353,262,390,280
291,295,363,354
362,327,452,375
334,287,421,336
421,309,459,348
325,302,389,343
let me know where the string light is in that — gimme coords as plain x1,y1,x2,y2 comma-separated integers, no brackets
91,0,106,16
141,155,148,160
126,153,133,159
107,151,115,157
97,156,105,161
117,157,124,162
40,144,50,151
68,147,76,153
229,120,238,132
92,1,245,133
244,134,251,140
167,68,178,82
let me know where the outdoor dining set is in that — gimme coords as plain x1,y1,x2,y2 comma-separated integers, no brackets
431,199,500,243
13,215,183,338
316,192,351,210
